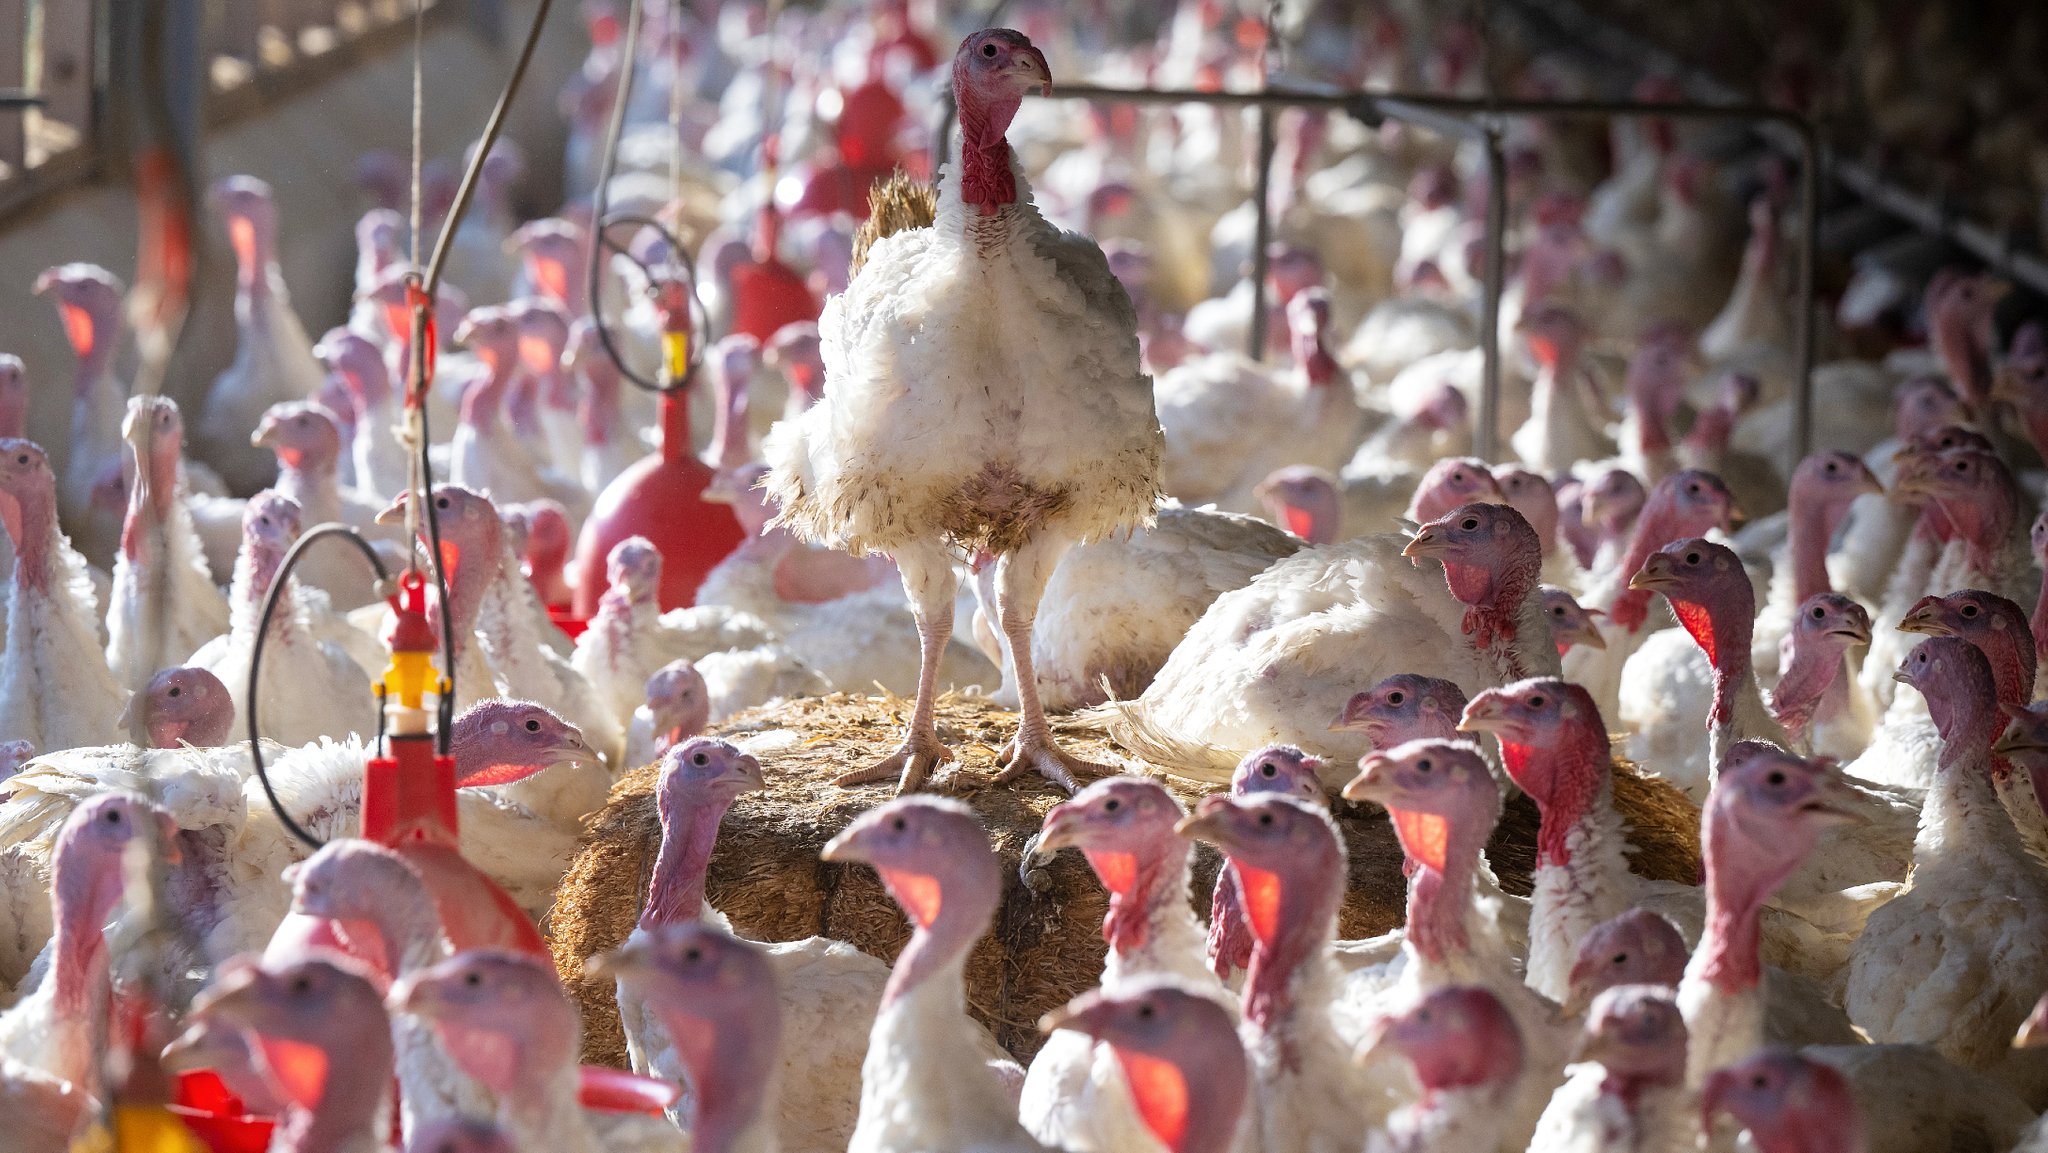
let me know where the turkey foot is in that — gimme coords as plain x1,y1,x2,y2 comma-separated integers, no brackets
834,731,956,794
992,728,1100,794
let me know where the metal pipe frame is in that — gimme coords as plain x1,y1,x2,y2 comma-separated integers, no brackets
1038,82,1821,471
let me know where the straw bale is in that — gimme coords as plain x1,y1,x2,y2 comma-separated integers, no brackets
550,692,1700,1067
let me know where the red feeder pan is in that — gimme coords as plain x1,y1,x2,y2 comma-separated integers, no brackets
572,391,745,615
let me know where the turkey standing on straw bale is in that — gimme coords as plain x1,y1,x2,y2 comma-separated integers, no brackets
765,28,1164,794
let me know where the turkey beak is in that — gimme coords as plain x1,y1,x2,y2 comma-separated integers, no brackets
374,494,409,526
1626,555,1678,593
1340,754,1392,804
1557,982,1595,1020
1890,471,1933,500
251,418,280,450
1172,798,1232,848
1854,463,1884,497
1352,1012,1395,1067
1035,800,1087,854
1328,695,1370,733
1800,776,1870,827
1722,504,1746,530
1564,620,1607,650
189,969,264,1030
1827,619,1873,647
584,940,648,983
820,822,874,865
1014,47,1053,97
1039,995,1115,1038
2014,995,2048,1049
1992,715,2048,758
1456,695,1507,735
160,1020,221,1074
548,730,599,768
1896,601,1948,636
1401,526,1448,559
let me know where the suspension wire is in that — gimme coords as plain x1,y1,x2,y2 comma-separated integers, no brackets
246,0,558,846
582,0,704,394
246,525,393,851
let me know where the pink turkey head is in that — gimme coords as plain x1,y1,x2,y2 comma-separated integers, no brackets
1412,380,1470,433
1896,635,2000,757
951,29,1050,213
507,218,585,307
0,739,32,782
130,666,234,749
251,401,344,472
1788,593,1871,656
1518,303,1587,370
314,328,395,415
1402,501,1543,617
0,355,24,439
591,922,781,1153
1343,739,1498,870
1285,286,1340,387
1892,376,1965,443
765,321,825,406
822,796,1003,1005
1578,984,1687,1088
1565,909,1689,1015
643,660,710,757
394,949,577,1101
354,208,404,273
1175,794,1343,954
1788,450,1881,512
1492,467,1558,554
449,700,595,788
509,298,574,393
210,176,280,279
1368,984,1523,1096
189,956,393,1115
1039,776,1189,954
33,263,124,374
242,490,303,555
1702,1050,1863,1153
0,439,57,552
1540,586,1605,654
1040,979,1248,1153
1331,675,1468,749
605,536,664,606
453,304,520,373
1406,458,1504,523
1228,745,1326,803
657,737,765,825
375,484,502,595
1894,448,2017,558
1580,467,1647,540
1629,537,1752,669
1898,589,2033,707
1254,466,1340,544
1264,245,1326,306
1705,742,1869,935
1460,678,1610,833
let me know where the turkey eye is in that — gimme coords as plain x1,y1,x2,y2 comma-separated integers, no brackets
1417,759,1432,772
1684,552,1700,565
981,42,998,57
691,752,709,767
1811,607,1825,619
1962,605,1978,617
1613,952,1628,964
1752,1075,1767,1088
1137,1003,1155,1019
525,719,541,732
1687,483,1699,494
293,977,312,994
1104,798,1121,812
1387,692,1403,705
1259,762,1276,777
14,454,25,465
103,810,121,824
464,972,481,986
891,817,907,832
1460,518,1479,531
1824,462,1837,473
1527,695,1546,709
168,686,181,697
1552,605,1566,616
1257,812,1274,827
436,496,450,509
684,948,702,963
1767,771,1786,785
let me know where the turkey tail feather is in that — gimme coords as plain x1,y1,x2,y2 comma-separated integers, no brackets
850,170,938,277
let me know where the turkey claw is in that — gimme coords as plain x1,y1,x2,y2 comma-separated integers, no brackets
833,736,957,794
992,733,1101,795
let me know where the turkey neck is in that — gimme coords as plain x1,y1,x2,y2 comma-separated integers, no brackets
882,851,1000,1007
580,359,620,448
275,452,338,525
1240,854,1342,1067
49,840,123,1018
1770,642,1848,744
460,350,516,432
707,368,751,472
953,60,1026,216
639,787,741,932
1787,491,1852,605
6,479,59,593
356,884,443,978
1626,359,1675,458
1085,835,1201,982
1930,305,1992,405
230,536,292,638
1400,812,1484,971
1668,593,1764,746
229,215,276,317
270,1039,392,1153
120,441,182,563
1935,492,2015,583
1920,692,2011,860
1441,549,1540,679
660,1022,778,1153
1689,817,1787,997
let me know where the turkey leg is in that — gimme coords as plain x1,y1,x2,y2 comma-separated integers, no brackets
992,530,1103,794
832,541,958,793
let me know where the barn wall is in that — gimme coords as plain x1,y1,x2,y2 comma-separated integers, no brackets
0,0,583,483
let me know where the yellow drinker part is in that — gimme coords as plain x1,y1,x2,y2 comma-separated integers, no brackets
382,649,437,712
663,331,690,383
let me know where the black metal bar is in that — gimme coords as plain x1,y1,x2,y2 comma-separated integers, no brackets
0,91,47,108
1040,82,1822,472
1247,103,1276,361
1479,128,1508,463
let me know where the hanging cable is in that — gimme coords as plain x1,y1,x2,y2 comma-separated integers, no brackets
245,525,392,851
581,0,703,394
